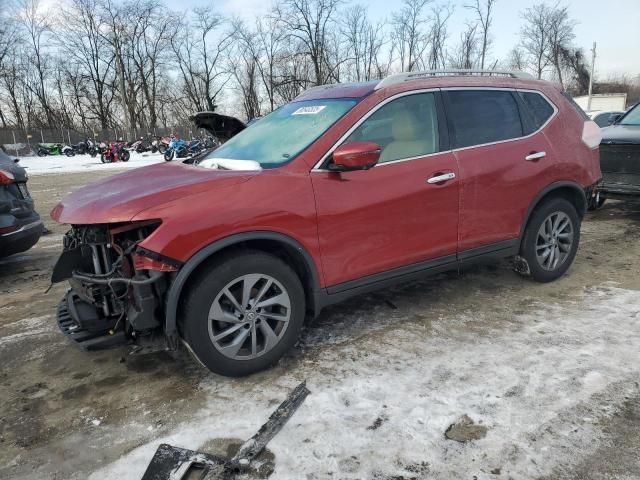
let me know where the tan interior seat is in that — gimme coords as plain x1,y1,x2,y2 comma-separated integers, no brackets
379,110,433,163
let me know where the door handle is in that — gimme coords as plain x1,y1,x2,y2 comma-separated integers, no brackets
427,172,456,184
525,151,546,161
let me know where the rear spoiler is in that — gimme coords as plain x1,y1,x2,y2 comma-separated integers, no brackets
189,112,246,141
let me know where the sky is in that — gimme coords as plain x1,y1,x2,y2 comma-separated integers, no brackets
207,0,640,80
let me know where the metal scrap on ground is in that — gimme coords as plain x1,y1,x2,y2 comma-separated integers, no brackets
140,381,311,480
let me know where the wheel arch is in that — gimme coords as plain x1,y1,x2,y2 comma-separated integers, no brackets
519,181,587,248
164,231,323,340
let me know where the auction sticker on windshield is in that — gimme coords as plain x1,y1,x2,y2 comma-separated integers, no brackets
292,105,327,115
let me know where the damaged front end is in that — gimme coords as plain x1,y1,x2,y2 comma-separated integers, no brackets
52,221,181,351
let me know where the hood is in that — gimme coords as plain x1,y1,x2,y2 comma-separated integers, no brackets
600,124,640,145
190,111,246,141
51,162,256,224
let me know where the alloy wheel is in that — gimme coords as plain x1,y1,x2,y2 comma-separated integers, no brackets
208,274,291,360
535,211,574,271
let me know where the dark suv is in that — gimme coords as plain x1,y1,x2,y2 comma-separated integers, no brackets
0,149,43,258
51,70,602,376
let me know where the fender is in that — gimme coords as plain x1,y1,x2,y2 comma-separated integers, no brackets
164,231,322,341
518,180,587,247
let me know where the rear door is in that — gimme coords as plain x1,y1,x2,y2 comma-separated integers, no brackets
311,91,460,289
443,88,557,253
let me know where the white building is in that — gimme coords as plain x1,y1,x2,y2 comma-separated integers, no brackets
573,93,628,112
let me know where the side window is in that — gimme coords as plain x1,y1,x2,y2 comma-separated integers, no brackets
343,92,440,164
446,90,523,149
519,91,555,133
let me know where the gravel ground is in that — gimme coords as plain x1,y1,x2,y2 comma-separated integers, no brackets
1,169,639,479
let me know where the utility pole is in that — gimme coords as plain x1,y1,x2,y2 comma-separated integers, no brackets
587,42,596,111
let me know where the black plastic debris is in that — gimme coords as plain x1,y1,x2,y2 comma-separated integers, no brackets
141,381,310,480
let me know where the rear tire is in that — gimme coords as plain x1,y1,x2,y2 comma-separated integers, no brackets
100,153,110,163
121,150,130,162
182,251,305,377
519,197,580,283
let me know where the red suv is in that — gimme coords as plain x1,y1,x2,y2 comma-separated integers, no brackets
51,70,602,376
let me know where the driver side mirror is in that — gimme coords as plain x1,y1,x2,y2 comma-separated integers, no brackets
329,141,381,172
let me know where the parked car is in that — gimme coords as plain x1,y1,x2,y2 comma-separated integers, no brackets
596,102,640,205
50,70,602,376
587,110,626,128
0,149,44,258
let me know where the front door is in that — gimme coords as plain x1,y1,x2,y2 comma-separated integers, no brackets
311,91,460,289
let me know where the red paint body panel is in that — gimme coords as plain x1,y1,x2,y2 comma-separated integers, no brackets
311,153,459,286
454,130,557,250
133,172,322,270
50,162,256,224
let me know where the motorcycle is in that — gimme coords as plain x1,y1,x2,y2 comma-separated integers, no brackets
89,141,107,158
71,139,95,155
152,136,171,154
163,138,204,161
101,142,130,163
130,137,152,154
37,143,75,157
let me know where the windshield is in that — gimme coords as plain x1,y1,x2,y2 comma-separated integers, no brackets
202,99,358,168
619,104,640,126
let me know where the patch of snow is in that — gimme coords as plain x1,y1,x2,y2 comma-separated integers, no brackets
90,287,640,479
17,152,166,175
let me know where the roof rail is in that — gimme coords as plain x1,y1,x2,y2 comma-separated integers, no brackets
375,69,534,90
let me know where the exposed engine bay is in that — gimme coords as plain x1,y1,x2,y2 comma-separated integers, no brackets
52,222,177,351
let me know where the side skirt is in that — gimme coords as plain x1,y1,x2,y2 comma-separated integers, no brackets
317,239,519,310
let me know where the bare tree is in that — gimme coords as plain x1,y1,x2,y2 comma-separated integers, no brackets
391,0,431,72
57,0,116,129
465,0,495,69
277,0,343,85
506,46,527,71
520,2,552,79
546,3,575,88
171,7,233,113
341,5,386,81
448,22,478,69
17,0,55,126
426,2,453,70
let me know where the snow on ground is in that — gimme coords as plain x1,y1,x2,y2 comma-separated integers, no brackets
89,286,640,479
17,152,166,175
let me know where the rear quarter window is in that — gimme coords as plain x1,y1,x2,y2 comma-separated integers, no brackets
445,90,523,149
518,91,555,133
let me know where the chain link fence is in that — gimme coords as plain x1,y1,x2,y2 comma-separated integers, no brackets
0,126,208,156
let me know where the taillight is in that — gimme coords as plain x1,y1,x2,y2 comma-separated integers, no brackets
582,121,602,149
0,225,19,235
0,169,15,185
132,252,178,272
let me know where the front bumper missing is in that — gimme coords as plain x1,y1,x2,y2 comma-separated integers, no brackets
57,291,127,351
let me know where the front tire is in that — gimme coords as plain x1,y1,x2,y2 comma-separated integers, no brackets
519,197,580,283
182,251,305,377
121,150,130,162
